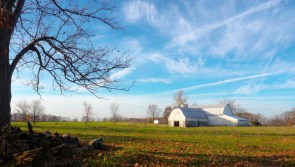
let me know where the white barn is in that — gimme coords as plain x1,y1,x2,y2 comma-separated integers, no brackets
168,104,249,127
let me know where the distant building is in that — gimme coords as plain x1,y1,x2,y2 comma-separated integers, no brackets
168,104,249,127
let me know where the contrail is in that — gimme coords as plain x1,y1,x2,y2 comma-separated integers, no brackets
162,72,278,94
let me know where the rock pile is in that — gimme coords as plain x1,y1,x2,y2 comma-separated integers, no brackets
0,122,88,166
89,136,103,150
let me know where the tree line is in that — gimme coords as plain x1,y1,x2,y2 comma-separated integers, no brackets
11,99,79,122
11,90,295,127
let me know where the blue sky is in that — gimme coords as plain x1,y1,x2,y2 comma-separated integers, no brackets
11,0,295,119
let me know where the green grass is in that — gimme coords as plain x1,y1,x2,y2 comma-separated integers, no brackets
12,122,295,166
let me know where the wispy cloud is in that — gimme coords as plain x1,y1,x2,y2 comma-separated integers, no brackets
109,38,145,80
123,0,194,38
123,0,158,25
109,67,135,80
234,83,267,95
273,79,295,89
168,72,277,93
172,0,282,47
234,78,295,95
149,53,200,74
137,78,171,84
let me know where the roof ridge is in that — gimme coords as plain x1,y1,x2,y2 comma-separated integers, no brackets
199,104,227,108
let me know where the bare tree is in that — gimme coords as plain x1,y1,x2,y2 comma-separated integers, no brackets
82,102,93,125
235,111,262,125
191,102,198,108
30,99,45,124
278,108,295,126
15,100,31,121
174,90,187,107
15,99,45,123
72,118,78,122
11,112,22,122
162,106,172,124
96,117,101,122
257,108,295,126
110,102,121,125
219,99,238,113
147,104,161,122
102,117,109,122
267,114,285,126
0,1,132,128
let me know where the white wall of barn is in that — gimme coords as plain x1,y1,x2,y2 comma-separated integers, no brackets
168,108,185,121
207,115,238,126
168,108,186,127
185,117,208,126
238,120,249,126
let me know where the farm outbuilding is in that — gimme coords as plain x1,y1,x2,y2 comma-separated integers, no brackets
168,104,249,127
168,108,208,127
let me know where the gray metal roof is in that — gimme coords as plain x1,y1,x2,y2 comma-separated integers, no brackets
179,107,208,119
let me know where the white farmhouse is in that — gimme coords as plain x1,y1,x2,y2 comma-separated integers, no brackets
168,104,249,127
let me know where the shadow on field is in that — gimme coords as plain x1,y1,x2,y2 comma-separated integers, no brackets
102,145,123,152
103,135,145,143
140,151,293,166
94,147,294,166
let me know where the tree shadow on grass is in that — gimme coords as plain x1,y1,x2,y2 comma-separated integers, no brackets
102,144,123,152
83,134,295,166
138,151,294,166
101,149,294,166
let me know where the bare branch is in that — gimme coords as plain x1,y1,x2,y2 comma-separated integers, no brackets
51,0,120,29
5,0,132,100
10,36,55,75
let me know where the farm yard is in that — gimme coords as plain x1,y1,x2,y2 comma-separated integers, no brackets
12,122,295,166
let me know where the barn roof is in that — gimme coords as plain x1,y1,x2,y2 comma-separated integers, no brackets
200,104,230,116
179,107,208,119
199,104,227,108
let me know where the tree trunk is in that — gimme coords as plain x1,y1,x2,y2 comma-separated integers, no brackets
0,32,12,129
33,112,36,124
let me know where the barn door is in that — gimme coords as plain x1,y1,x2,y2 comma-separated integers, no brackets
174,121,179,127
